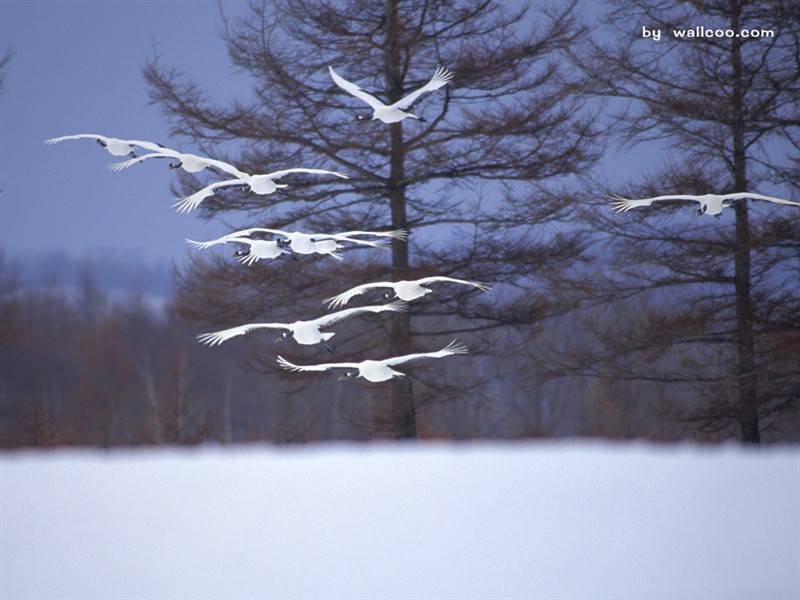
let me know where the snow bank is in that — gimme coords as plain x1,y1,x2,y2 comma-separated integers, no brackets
1,442,798,599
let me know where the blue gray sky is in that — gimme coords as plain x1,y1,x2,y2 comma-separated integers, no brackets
0,0,244,266
1,0,790,281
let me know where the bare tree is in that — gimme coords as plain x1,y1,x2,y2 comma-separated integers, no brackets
0,48,11,97
557,0,800,442
144,0,602,438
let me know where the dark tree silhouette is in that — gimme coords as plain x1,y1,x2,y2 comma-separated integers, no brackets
0,48,11,97
144,0,602,437
556,0,800,442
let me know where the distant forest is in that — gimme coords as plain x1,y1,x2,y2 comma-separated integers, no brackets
0,250,796,447
1,0,798,447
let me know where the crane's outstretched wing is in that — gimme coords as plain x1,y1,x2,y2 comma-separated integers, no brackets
610,193,702,213
265,168,349,180
186,228,290,250
392,66,453,110
109,151,178,172
331,236,391,250
322,282,395,309
277,356,359,373
311,301,407,329
384,340,468,366
201,157,249,179
229,227,291,238
415,276,491,292
46,134,108,145
197,323,290,347
46,135,164,153
173,179,249,213
727,192,800,207
333,229,408,240
328,66,385,110
124,139,167,152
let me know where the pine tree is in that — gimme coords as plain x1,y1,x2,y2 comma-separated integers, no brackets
558,0,800,442
145,0,601,437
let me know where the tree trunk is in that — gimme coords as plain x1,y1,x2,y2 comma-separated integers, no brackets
385,0,416,438
730,0,760,444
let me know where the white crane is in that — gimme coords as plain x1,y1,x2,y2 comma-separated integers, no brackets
277,340,469,382
109,146,247,178
173,168,350,213
197,301,408,352
610,192,800,217
329,65,453,123
190,227,405,257
324,277,490,308
45,134,164,157
186,236,288,265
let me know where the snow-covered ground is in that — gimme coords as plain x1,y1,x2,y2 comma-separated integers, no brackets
1,442,798,599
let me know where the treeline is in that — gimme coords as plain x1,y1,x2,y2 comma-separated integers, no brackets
2,0,799,447
2,251,796,448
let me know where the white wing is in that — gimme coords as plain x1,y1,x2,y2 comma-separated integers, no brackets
225,236,260,245
173,179,249,213
332,236,391,250
322,282,395,309
392,66,453,110
415,276,491,292
197,322,290,347
328,66,386,110
333,229,408,240
264,168,349,180
233,227,291,238
311,301,407,329
186,227,289,250
109,151,179,172
46,134,108,144
124,139,167,152
384,339,469,366
46,134,164,153
200,157,249,179
725,192,800,207
609,193,702,213
277,355,359,373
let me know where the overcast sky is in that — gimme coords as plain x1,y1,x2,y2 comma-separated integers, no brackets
1,0,791,272
0,0,242,265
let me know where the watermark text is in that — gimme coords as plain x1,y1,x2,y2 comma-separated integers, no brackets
641,26,774,41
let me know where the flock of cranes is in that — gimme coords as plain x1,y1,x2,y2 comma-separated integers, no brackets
46,65,799,382
47,65,487,382
610,192,800,217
